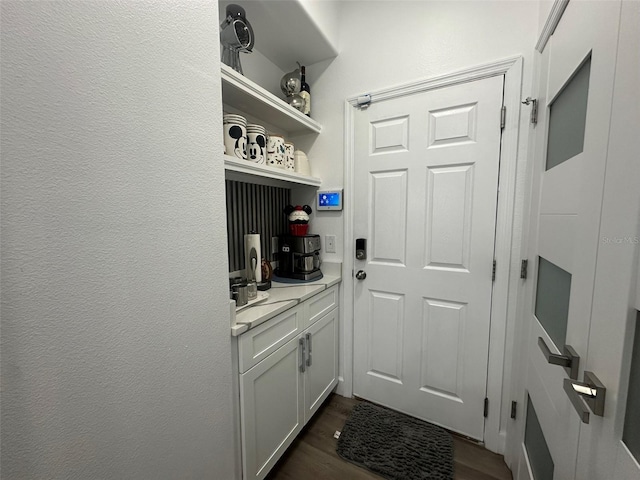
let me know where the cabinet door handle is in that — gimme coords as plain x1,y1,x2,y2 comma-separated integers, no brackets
299,338,306,373
537,337,580,380
305,333,312,367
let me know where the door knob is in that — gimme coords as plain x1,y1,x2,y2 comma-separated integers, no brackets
355,270,367,280
563,371,606,424
537,337,580,380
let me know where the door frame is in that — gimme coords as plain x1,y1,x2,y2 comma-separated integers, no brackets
341,56,526,453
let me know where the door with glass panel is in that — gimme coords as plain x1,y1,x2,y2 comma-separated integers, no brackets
573,1,640,478
517,1,632,479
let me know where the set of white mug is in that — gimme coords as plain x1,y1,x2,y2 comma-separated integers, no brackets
223,114,310,175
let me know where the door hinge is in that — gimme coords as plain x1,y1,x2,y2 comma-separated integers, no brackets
492,260,496,282
522,97,538,125
520,259,528,279
500,105,506,129
484,397,489,418
511,401,517,419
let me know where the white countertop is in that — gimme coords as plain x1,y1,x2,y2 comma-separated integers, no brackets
231,264,341,336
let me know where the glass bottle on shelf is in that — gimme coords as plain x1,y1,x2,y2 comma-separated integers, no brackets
299,65,311,117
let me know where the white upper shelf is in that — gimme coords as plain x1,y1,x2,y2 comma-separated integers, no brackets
218,0,339,71
221,64,322,135
224,155,321,188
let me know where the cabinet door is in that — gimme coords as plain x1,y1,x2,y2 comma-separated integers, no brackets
303,308,339,422
240,337,304,480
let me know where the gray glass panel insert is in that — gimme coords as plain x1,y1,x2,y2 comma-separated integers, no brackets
535,257,572,349
622,312,640,461
525,394,555,480
546,57,591,170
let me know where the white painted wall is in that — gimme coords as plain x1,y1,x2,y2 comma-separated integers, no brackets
0,2,236,479
537,0,557,34
239,48,287,99
298,0,341,53
303,1,539,262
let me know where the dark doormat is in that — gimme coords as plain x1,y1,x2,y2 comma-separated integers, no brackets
336,401,454,480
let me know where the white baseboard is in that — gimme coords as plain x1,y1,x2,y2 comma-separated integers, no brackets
335,376,347,397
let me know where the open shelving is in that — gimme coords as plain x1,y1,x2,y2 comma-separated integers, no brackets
224,155,321,188
221,64,322,136
221,63,323,187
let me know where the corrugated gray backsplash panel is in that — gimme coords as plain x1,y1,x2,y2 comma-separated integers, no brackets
226,180,290,272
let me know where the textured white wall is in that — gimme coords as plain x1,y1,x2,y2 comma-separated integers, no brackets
1,2,236,479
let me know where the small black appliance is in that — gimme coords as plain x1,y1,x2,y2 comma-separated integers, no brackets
275,234,322,281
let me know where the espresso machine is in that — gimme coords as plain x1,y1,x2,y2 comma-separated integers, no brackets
275,234,323,281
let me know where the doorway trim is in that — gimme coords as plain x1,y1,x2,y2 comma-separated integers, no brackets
341,56,525,454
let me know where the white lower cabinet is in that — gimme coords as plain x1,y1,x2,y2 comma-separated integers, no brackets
303,309,338,421
239,336,304,480
238,294,338,480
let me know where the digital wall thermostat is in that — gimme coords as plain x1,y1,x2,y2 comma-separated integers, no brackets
317,189,343,211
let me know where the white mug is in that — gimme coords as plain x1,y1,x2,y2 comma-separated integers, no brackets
284,142,295,171
223,114,247,160
294,150,311,176
267,135,285,168
246,124,267,164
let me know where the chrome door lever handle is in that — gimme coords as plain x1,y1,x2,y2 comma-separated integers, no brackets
537,337,580,380
563,371,606,424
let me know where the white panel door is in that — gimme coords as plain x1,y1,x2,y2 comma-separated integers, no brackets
353,75,504,440
517,1,639,479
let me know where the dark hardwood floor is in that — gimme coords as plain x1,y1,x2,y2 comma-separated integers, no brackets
266,394,513,480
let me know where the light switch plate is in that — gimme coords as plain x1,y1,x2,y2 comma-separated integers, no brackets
325,235,336,253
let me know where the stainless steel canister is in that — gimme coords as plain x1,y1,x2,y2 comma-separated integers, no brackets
231,282,249,307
